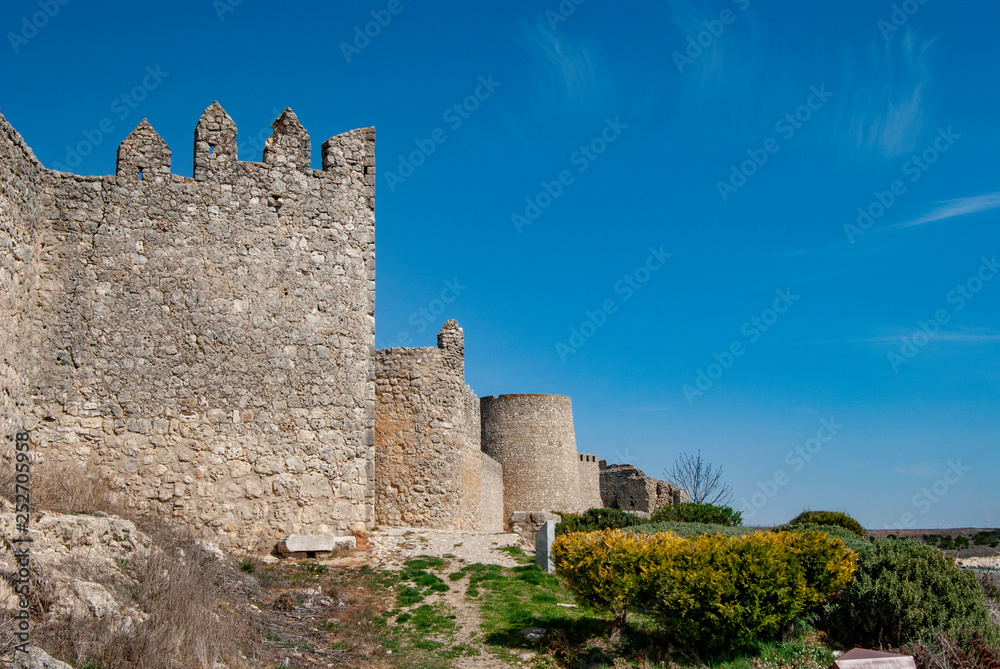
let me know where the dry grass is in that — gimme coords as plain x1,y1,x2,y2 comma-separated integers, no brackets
0,456,263,669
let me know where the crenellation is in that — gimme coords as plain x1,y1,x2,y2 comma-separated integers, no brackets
263,108,311,171
194,102,238,181
116,119,171,183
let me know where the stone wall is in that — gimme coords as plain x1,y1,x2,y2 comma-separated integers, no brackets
0,113,44,440
599,462,688,515
480,394,584,520
577,453,603,511
479,451,504,532
374,321,500,530
0,105,376,551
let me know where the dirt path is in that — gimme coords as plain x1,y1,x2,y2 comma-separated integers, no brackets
319,527,537,668
365,527,533,570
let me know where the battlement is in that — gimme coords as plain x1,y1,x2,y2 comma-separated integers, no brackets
1,105,378,550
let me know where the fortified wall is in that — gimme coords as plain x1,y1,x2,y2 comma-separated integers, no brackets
374,321,503,531
0,104,376,550
599,462,689,515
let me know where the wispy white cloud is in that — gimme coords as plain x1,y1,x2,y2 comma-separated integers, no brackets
807,327,1000,346
890,191,1000,230
517,17,608,113
837,30,936,158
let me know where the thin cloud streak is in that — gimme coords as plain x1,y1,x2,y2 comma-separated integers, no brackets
891,191,1000,230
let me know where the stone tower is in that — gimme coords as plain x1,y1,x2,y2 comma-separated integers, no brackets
480,394,593,519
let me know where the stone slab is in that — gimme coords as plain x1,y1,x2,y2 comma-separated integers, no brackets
277,534,356,554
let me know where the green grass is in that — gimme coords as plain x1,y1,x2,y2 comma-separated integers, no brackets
495,544,533,564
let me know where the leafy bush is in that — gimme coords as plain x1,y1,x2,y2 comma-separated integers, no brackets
774,522,870,552
630,521,756,538
552,528,856,650
786,510,865,538
648,531,855,651
551,529,672,642
554,507,647,536
822,538,997,648
650,501,743,526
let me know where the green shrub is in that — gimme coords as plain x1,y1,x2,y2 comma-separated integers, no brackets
786,510,865,538
648,531,855,651
552,528,661,642
554,507,647,536
650,501,743,526
629,521,756,538
552,528,856,650
774,522,870,552
822,538,996,648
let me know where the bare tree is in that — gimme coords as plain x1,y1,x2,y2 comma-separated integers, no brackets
665,450,733,506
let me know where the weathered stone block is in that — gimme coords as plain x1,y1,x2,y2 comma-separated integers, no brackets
535,520,556,573
276,534,356,555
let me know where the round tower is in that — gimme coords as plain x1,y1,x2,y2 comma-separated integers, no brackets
480,394,583,520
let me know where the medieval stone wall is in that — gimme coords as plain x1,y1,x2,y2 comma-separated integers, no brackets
478,451,504,532
373,321,502,530
599,462,688,515
480,394,584,519
0,114,44,440
577,453,603,511
0,105,376,551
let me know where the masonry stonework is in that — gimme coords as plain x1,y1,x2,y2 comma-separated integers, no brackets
599,462,689,515
373,321,502,531
481,394,592,519
0,105,376,551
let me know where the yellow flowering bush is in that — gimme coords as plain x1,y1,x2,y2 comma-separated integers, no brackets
552,528,855,650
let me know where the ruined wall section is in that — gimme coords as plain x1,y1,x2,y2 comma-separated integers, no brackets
0,113,44,439
576,453,603,511
478,451,504,532
5,105,376,551
599,462,687,515
375,321,479,528
480,394,583,521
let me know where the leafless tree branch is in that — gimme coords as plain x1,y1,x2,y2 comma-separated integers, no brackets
664,450,733,506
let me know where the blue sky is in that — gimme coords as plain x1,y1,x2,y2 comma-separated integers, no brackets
2,0,998,529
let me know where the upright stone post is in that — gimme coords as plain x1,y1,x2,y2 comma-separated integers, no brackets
535,520,556,573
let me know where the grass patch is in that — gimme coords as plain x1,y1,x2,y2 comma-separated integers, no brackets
495,544,533,564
